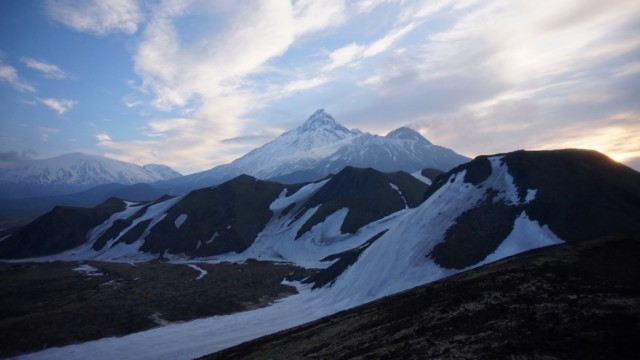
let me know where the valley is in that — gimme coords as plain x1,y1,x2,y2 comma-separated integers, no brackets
0,260,309,357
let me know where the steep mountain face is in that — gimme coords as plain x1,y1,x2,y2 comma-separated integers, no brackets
0,153,182,198
155,109,468,192
0,167,428,260
309,128,468,178
142,164,182,180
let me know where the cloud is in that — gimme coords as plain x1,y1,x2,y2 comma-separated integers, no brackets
38,98,77,115
95,133,112,142
354,0,399,13
0,61,35,92
46,0,143,35
0,150,37,168
323,22,416,71
20,57,68,79
293,0,346,36
39,127,59,142
624,157,640,172
538,112,640,164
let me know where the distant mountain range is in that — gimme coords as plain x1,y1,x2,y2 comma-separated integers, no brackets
155,109,469,192
0,152,182,199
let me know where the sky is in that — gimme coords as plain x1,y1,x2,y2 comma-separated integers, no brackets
0,0,639,175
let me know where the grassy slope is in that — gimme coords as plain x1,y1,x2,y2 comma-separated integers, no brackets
204,234,640,360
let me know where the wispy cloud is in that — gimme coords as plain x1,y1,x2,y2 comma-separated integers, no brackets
45,0,143,35
95,133,112,142
323,23,416,71
20,57,68,79
0,60,35,92
38,127,59,142
38,98,77,115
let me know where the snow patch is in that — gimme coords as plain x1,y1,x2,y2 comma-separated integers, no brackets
269,179,329,212
476,212,564,267
149,313,170,327
187,264,208,280
206,233,219,245
410,171,432,185
174,214,188,229
73,264,104,277
389,183,408,209
525,189,537,203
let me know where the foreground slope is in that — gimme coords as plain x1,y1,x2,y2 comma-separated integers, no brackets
205,234,640,360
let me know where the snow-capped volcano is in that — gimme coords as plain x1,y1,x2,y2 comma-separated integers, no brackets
156,109,468,192
0,153,181,198
231,109,359,176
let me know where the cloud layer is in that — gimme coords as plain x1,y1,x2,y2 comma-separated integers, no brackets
46,0,143,35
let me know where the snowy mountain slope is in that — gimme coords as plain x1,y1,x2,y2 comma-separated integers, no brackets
311,127,469,177
155,109,469,192
12,149,640,360
0,153,181,198
155,109,360,192
142,164,182,180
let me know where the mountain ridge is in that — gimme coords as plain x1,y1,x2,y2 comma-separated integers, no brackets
0,152,182,199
